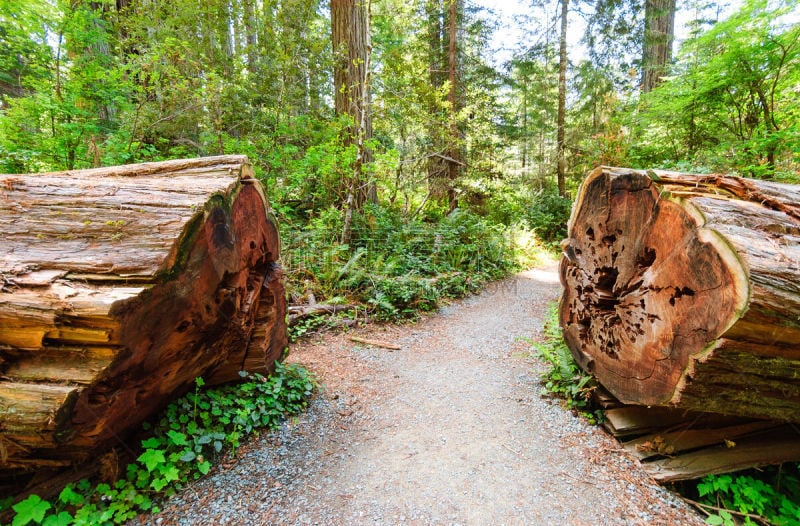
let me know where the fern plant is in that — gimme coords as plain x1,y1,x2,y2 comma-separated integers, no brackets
531,303,602,424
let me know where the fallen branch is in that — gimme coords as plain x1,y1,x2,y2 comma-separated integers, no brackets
287,304,358,325
430,152,466,166
348,336,401,350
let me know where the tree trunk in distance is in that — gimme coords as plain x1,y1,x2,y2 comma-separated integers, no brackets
426,0,447,204
446,0,462,212
556,0,568,197
642,0,676,93
560,166,800,422
331,0,374,243
0,156,287,471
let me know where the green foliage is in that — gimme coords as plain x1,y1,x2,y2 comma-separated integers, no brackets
523,191,572,246
624,0,800,180
694,464,800,526
6,363,315,526
531,303,602,424
11,495,51,526
282,204,530,322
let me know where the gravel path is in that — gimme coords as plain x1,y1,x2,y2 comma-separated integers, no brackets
143,265,705,525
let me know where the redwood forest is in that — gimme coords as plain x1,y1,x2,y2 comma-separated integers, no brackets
1,0,800,524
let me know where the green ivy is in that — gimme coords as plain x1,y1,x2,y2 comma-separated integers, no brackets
531,303,602,424
2,362,315,526
694,465,800,526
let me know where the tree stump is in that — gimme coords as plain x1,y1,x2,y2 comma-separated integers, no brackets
560,167,800,422
0,156,287,471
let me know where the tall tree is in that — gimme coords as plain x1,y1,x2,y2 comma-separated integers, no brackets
641,0,676,92
331,0,374,243
425,0,448,207
424,0,463,211
584,0,676,93
556,0,568,196
632,0,800,177
445,0,463,211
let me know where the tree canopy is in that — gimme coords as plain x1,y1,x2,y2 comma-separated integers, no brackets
0,0,797,258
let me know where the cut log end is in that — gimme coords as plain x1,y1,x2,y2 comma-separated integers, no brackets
560,168,750,406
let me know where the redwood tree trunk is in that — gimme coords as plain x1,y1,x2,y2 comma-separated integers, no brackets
641,0,676,93
331,0,374,245
560,167,800,422
0,156,287,471
446,0,463,212
556,0,568,197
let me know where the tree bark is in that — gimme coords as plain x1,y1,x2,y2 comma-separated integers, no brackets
560,167,800,422
556,0,568,197
445,0,463,212
243,0,258,73
641,0,676,93
0,155,287,470
331,0,374,243
426,0,447,203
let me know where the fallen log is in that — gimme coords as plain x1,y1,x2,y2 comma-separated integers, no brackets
560,167,800,423
0,155,287,472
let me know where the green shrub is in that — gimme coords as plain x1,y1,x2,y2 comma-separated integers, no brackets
692,465,800,526
281,204,531,322
524,192,572,245
1,362,315,526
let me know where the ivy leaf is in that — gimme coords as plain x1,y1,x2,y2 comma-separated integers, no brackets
197,461,212,475
162,464,181,483
58,485,84,506
150,477,168,492
167,430,188,446
137,449,166,472
141,437,162,449
179,450,196,462
42,512,73,526
705,514,724,525
12,495,52,526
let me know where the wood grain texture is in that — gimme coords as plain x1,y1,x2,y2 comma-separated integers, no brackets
0,156,287,472
560,167,800,422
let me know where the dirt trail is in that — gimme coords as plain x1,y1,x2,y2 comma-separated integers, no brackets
146,265,704,525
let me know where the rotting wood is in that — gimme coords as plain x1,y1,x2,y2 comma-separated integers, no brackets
594,391,800,481
0,155,287,474
560,166,800,423
624,420,781,460
644,427,800,482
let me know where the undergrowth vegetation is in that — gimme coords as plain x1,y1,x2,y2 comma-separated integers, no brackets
531,303,602,424
1,363,315,526
281,203,553,322
689,465,800,526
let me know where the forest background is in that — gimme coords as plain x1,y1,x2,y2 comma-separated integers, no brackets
1,0,798,323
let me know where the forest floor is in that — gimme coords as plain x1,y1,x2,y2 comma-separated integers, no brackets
142,263,705,525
